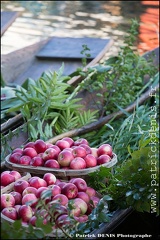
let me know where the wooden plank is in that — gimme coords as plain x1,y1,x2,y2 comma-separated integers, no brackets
36,37,112,59
1,11,20,36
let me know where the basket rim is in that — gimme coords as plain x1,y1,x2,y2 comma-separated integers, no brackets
5,153,117,176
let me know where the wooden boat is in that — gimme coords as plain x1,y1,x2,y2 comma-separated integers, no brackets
1,11,21,36
1,45,159,238
1,36,113,86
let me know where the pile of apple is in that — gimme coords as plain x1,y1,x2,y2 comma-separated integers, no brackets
8,137,113,169
1,172,101,227
1,170,23,188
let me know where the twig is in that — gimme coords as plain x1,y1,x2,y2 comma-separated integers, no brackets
46,83,159,144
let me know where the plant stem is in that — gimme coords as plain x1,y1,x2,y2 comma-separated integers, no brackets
46,83,159,143
65,69,97,103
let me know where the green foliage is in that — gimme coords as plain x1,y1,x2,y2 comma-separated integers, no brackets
81,103,159,163
1,85,22,124
75,19,158,117
87,166,113,194
1,72,6,87
6,65,98,141
88,137,159,215
80,44,91,67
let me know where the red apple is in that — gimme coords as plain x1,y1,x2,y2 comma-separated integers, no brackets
22,147,38,158
55,179,61,185
46,143,54,148
70,198,88,215
70,157,86,169
18,205,33,222
1,194,15,209
10,191,22,205
57,182,67,189
97,154,111,165
53,205,68,220
28,176,39,184
55,140,70,150
23,142,36,149
62,137,74,147
29,177,47,189
58,149,74,167
72,146,87,158
61,183,78,199
19,155,32,165
71,178,87,192
13,180,30,194
36,187,49,198
14,204,21,216
44,159,60,168
52,194,69,206
97,144,113,157
43,173,57,186
9,170,22,181
69,178,77,183
29,213,48,226
61,167,70,170
12,148,23,154
74,214,88,222
76,192,90,204
1,170,10,176
79,144,92,154
37,152,43,158
1,172,15,186
42,148,57,161
84,154,97,168
48,184,61,196
30,156,44,166
22,187,38,197
34,139,47,153
63,148,73,152
74,138,89,146
2,207,18,220
90,196,100,208
85,187,96,198
9,152,22,163
48,145,61,158
90,147,98,158
70,205,81,217
56,214,71,228
29,215,37,226
22,193,38,207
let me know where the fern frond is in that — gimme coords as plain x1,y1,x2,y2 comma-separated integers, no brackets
77,110,98,126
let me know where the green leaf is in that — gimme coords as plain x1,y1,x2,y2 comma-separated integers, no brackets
126,190,133,197
102,195,113,201
34,229,44,238
98,212,110,222
133,193,141,200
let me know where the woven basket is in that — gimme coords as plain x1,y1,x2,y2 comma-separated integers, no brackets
5,153,117,180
